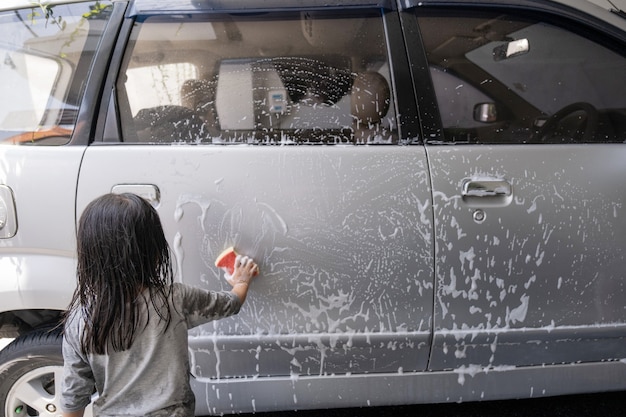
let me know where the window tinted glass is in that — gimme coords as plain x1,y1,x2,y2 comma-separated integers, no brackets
0,2,113,145
417,11,626,144
117,11,397,144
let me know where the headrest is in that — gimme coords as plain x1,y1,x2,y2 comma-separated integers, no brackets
350,72,391,124
181,79,214,111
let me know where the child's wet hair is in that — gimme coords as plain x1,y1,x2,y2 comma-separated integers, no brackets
71,193,173,354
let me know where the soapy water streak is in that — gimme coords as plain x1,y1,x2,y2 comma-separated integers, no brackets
171,150,435,378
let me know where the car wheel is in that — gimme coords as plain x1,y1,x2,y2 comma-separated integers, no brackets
0,328,94,417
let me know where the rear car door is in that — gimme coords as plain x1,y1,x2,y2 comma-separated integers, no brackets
76,2,434,414
408,1,626,379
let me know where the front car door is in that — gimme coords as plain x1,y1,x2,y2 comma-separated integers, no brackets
408,0,626,398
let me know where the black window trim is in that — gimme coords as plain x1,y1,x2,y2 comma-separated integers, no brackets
71,0,128,146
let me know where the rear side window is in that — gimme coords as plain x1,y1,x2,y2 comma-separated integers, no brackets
0,1,113,145
417,10,626,144
116,11,397,144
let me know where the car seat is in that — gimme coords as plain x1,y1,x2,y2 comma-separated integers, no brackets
350,71,391,143
180,78,221,137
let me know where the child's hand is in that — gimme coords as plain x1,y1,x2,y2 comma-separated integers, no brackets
225,255,259,288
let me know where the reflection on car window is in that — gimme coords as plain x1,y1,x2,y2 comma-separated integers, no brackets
0,2,113,146
117,11,397,145
417,11,626,144
127,62,199,115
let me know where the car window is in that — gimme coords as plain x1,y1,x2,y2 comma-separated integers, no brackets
126,62,199,115
116,11,397,144
0,1,113,145
416,11,626,144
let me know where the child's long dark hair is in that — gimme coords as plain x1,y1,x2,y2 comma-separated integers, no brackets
65,193,173,355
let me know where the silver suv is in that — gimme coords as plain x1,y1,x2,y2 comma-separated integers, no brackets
1,0,625,415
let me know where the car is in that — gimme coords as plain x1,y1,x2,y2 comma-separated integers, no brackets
0,0,625,415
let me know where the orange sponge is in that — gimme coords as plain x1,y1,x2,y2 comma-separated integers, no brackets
215,246,238,275
215,247,259,276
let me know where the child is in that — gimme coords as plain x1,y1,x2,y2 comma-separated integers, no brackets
61,193,258,417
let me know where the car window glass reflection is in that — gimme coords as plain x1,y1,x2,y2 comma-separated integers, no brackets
418,12,626,144
117,12,398,145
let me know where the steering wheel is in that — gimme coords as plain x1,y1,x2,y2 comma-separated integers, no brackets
534,102,599,143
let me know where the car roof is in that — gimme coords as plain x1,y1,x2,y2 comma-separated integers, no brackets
408,0,625,35
1,0,624,31
0,0,393,12
0,0,621,11
130,0,625,14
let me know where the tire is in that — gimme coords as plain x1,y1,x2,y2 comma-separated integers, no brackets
0,328,92,417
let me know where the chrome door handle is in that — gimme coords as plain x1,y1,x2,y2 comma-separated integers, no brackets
111,184,160,206
462,179,511,197
462,179,512,207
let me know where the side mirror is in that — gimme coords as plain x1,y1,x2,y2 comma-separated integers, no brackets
493,38,529,61
474,103,498,123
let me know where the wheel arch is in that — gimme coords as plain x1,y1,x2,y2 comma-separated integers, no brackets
0,253,76,338
0,310,65,339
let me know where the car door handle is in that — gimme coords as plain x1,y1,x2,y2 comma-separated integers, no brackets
462,179,511,197
461,179,512,207
111,184,160,206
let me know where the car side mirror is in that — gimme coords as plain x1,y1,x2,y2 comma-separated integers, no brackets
493,38,529,61
474,103,498,123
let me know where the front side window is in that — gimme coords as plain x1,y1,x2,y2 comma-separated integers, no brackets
117,11,397,144
417,11,626,144
0,1,113,145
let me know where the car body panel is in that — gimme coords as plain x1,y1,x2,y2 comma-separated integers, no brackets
76,145,435,382
0,147,84,313
427,145,626,370
189,360,626,414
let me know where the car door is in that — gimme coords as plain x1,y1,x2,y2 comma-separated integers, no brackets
76,4,434,414
409,4,626,373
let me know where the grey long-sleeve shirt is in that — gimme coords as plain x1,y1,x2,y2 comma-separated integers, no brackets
61,282,242,417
